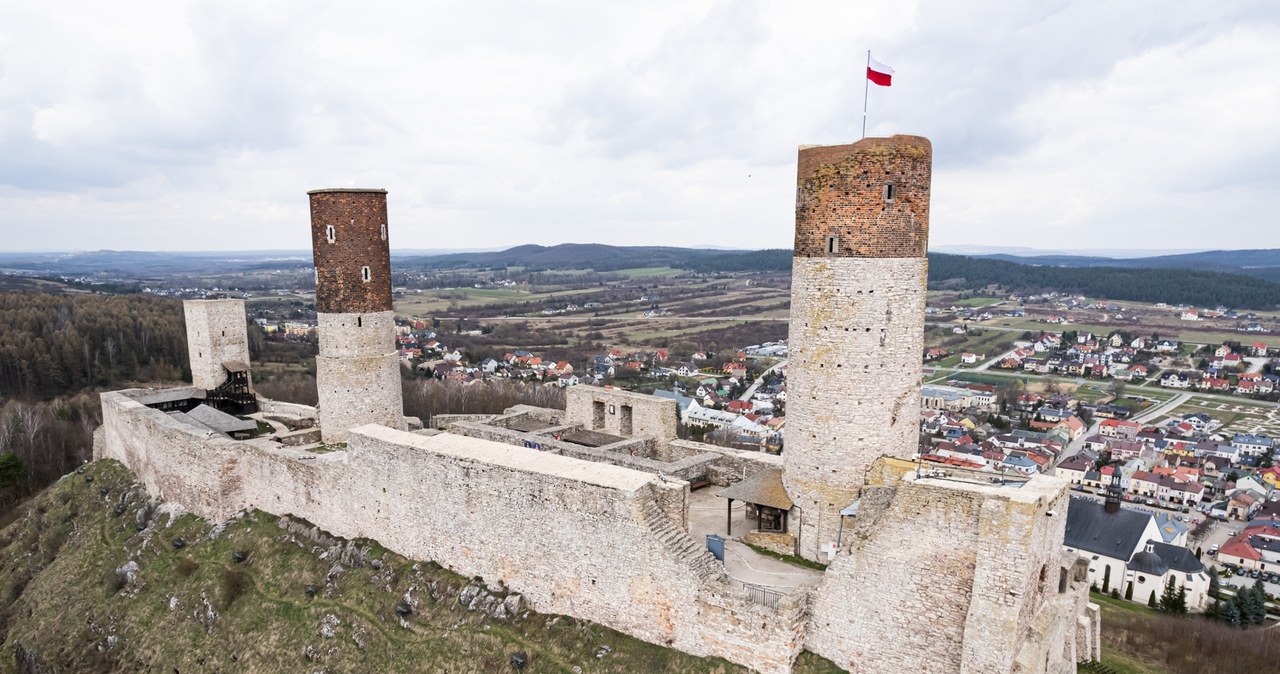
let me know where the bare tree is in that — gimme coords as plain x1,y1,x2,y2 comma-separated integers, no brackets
17,403,47,448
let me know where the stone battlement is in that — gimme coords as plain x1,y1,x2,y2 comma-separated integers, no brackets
95,389,808,674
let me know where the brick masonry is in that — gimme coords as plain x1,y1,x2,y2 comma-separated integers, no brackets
793,135,930,258
183,299,251,390
309,189,393,314
308,189,405,442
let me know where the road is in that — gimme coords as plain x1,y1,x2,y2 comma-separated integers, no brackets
739,359,788,402
974,348,1019,371
1131,392,1191,424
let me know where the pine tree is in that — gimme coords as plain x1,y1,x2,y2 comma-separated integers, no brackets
1222,599,1243,626
1245,580,1268,624
1148,589,1157,608
1102,566,1111,593
1209,573,1220,598
1160,576,1180,613
1125,581,1134,601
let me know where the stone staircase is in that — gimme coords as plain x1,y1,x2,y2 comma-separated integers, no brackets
638,497,724,585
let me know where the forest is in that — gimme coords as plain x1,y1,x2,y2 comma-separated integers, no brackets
0,293,188,400
927,253,1280,309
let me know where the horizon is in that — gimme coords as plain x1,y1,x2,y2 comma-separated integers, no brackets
0,244,1257,258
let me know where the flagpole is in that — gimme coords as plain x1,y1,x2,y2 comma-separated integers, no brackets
861,50,870,138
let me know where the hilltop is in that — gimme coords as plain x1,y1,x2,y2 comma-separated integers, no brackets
0,460,840,674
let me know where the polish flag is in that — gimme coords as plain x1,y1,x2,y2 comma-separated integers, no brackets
867,55,894,87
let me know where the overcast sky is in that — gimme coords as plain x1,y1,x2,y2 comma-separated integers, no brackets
1,1,1276,253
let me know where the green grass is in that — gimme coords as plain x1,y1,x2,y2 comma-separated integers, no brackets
1090,590,1160,616
1094,643,1172,674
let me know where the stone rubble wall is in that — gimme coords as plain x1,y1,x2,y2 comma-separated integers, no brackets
564,386,677,440
183,299,251,390
669,440,784,486
784,256,926,559
446,422,718,485
429,413,499,429
96,390,807,674
804,459,1090,674
315,310,406,442
255,397,319,419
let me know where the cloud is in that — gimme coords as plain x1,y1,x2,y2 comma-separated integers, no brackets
0,0,1276,252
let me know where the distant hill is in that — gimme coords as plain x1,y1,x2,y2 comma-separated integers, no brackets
930,253,1280,309
396,244,790,273
0,250,312,275
980,248,1280,283
6,244,1280,309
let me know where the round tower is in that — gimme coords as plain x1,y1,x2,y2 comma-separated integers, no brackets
782,135,931,562
308,188,407,442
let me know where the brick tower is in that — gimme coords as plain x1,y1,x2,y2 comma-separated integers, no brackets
782,135,931,562
309,188,407,442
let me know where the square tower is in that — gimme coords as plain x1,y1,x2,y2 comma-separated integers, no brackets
782,135,932,562
184,299,252,391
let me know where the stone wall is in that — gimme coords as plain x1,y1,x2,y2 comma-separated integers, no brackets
96,390,807,674
804,458,1090,674
446,421,718,485
315,310,406,442
255,397,319,419
784,256,926,559
668,439,783,486
183,299,251,390
430,413,499,429
564,386,677,440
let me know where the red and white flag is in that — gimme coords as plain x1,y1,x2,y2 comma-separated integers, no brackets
867,55,894,87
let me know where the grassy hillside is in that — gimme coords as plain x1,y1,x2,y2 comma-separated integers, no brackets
0,460,843,674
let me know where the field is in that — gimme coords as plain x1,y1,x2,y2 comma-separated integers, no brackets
1151,396,1280,436
386,270,792,354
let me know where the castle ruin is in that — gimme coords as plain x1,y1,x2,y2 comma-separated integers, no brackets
95,137,1100,673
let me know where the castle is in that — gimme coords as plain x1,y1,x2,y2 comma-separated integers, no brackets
95,136,1100,673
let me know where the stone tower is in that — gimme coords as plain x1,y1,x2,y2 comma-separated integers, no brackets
184,299,251,390
782,135,931,562
309,188,407,442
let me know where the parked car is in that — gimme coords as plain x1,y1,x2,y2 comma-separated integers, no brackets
1209,544,1220,554
1250,570,1260,578
1237,568,1247,576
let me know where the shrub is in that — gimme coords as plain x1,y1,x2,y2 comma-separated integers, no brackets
220,569,249,608
176,558,199,577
